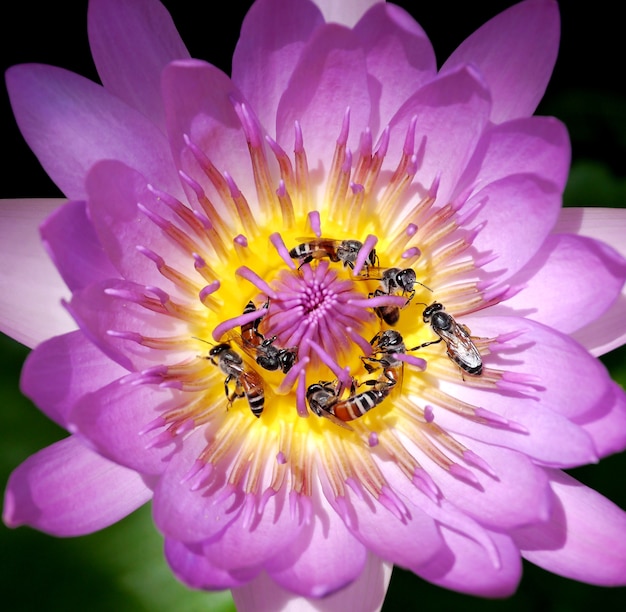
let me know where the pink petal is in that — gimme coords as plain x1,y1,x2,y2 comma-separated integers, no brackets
88,0,190,130
441,0,560,123
68,378,184,475
162,59,258,211
493,233,626,333
265,496,368,597
232,0,324,134
460,116,571,195
462,173,562,280
276,24,371,177
313,0,381,27
6,64,181,201
3,436,152,536
388,65,491,209
515,469,626,585
416,527,522,597
233,554,392,612
41,199,119,292
353,2,436,132
20,330,127,428
165,538,257,590
0,198,75,348
153,428,243,542
556,207,626,356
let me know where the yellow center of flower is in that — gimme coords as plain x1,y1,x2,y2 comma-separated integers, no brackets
137,106,514,512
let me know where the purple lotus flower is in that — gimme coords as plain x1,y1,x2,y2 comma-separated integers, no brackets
2,0,626,609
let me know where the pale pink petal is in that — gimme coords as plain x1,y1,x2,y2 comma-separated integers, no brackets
416,528,522,597
20,330,127,428
3,436,152,536
40,199,119,292
515,470,626,585
276,24,371,179
441,0,560,123
232,0,324,133
353,2,436,132
88,0,190,129
0,198,75,348
555,207,626,356
233,554,391,612
492,233,626,333
6,64,181,201
313,0,381,27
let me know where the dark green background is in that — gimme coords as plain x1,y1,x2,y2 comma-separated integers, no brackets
1,1,625,610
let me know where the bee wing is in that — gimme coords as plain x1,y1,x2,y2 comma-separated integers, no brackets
443,323,482,370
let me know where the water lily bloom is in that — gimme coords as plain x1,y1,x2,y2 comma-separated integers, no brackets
3,0,626,609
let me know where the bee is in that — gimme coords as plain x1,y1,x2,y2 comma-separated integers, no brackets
306,378,392,422
207,343,265,417
416,302,483,376
365,267,425,325
289,238,378,270
239,301,297,373
361,329,406,386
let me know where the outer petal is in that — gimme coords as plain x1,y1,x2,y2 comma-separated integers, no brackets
313,0,380,27
416,528,522,597
265,494,368,598
353,2,436,132
88,0,190,130
232,0,324,133
0,198,75,348
441,0,560,123
555,207,626,355
494,233,626,334
6,64,180,200
20,330,127,428
3,436,152,536
232,554,392,612
165,538,257,590
40,199,119,292
514,470,626,585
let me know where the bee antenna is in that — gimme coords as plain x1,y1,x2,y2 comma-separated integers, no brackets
416,281,433,292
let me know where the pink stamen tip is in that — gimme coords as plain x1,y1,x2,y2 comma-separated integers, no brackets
307,210,322,237
412,469,440,502
375,126,390,157
403,115,417,155
448,464,482,488
138,416,166,436
236,266,278,299
474,407,529,433
379,486,408,520
359,128,372,157
276,451,287,465
145,285,170,305
193,253,207,268
212,306,267,342
181,459,208,485
241,494,257,530
106,329,143,343
395,353,427,371
191,209,213,230
305,339,346,382
423,405,435,422
401,246,421,260
334,496,353,529
234,234,248,247
294,121,304,152
341,149,353,173
368,432,379,447
350,182,364,194
278,356,309,395
407,154,419,175
223,171,241,198
346,326,373,356
405,223,418,237
345,477,365,500
296,371,310,417
352,234,378,276
276,179,286,197
137,203,167,229
199,281,220,301
265,134,282,156
270,232,296,269
178,170,204,198
136,245,164,267
428,172,441,199
337,107,350,145
463,450,498,479
259,488,277,513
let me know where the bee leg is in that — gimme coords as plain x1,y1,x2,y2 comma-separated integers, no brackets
409,337,443,351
